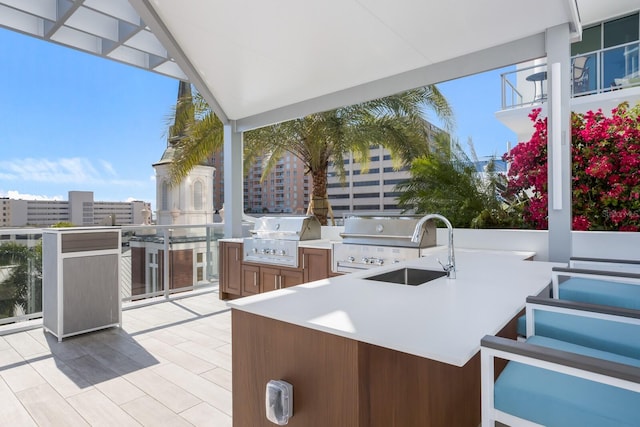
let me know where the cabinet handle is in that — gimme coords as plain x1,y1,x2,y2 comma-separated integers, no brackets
302,254,306,269
279,276,283,289
235,247,239,262
254,272,258,287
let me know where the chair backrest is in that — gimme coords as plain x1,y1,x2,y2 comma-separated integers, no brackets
573,56,589,79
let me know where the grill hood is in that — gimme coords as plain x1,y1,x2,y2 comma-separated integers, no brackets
249,216,321,241
339,216,436,248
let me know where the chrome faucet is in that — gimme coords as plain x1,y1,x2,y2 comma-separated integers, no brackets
411,214,456,279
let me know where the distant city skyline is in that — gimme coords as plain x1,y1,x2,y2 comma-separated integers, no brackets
0,27,517,209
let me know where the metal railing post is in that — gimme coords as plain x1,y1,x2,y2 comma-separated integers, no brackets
206,225,213,281
163,228,170,299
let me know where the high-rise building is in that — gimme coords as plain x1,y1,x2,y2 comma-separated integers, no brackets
243,154,310,214
0,192,149,227
327,121,447,215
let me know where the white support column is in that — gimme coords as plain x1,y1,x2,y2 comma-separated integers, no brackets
546,24,572,263
224,122,244,238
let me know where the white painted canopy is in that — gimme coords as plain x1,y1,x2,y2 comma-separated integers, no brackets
128,0,636,131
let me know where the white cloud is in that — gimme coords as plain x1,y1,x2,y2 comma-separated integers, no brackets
0,157,97,183
100,160,117,177
0,190,63,201
126,197,142,203
0,157,144,187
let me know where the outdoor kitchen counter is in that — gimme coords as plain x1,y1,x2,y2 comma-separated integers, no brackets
218,237,244,243
218,237,334,249
298,239,333,249
227,247,563,367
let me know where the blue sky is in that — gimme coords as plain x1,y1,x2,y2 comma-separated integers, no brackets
0,28,516,208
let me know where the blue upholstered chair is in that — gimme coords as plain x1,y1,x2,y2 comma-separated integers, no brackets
524,296,640,358
551,267,640,309
482,297,640,426
516,261,640,337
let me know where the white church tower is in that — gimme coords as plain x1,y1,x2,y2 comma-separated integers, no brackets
154,81,215,226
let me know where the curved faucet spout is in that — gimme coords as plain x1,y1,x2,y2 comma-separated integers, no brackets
411,214,456,279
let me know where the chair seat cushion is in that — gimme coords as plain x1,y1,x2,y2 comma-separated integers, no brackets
494,335,640,427
516,310,640,358
559,277,640,309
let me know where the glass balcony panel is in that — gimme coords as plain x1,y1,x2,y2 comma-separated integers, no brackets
605,43,640,89
502,41,640,108
572,52,597,96
0,230,43,325
122,224,222,302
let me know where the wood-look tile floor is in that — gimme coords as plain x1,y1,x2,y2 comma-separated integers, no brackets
0,290,232,426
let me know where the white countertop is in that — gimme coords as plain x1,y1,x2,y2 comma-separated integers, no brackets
227,247,564,367
298,239,333,249
218,238,334,249
218,237,245,243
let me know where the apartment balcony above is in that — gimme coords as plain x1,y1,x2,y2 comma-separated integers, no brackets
497,42,640,137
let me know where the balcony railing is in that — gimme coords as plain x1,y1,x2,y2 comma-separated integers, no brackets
501,40,640,109
0,229,44,325
0,223,225,327
122,223,224,302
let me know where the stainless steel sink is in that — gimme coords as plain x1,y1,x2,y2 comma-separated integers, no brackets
363,267,447,286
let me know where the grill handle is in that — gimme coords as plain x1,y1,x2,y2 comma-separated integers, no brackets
250,230,301,235
339,232,413,239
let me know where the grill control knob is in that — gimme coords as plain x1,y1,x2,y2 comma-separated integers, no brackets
347,256,355,262
277,249,286,256
269,249,276,255
374,258,384,266
362,257,369,264
393,259,401,264
252,248,259,253
261,249,268,254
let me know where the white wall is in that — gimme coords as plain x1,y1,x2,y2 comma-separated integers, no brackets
322,226,640,262
571,231,640,260
440,229,640,262
437,228,549,260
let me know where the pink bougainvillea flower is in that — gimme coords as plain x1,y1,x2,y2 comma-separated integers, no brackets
505,102,640,231
572,216,591,231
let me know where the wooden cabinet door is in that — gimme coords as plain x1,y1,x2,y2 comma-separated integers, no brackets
302,247,330,283
260,267,281,293
280,268,304,288
241,264,260,296
221,242,242,296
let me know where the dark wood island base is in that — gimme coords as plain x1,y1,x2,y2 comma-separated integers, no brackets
232,310,492,427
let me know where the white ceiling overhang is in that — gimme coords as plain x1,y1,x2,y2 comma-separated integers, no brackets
129,0,584,131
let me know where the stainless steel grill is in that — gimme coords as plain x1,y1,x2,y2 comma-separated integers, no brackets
332,216,437,273
243,216,321,268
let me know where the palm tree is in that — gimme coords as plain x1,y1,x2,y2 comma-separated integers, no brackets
168,85,453,225
396,135,520,228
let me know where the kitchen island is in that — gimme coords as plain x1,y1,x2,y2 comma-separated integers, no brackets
228,248,563,426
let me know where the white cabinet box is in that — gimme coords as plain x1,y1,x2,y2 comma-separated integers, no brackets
43,228,121,341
